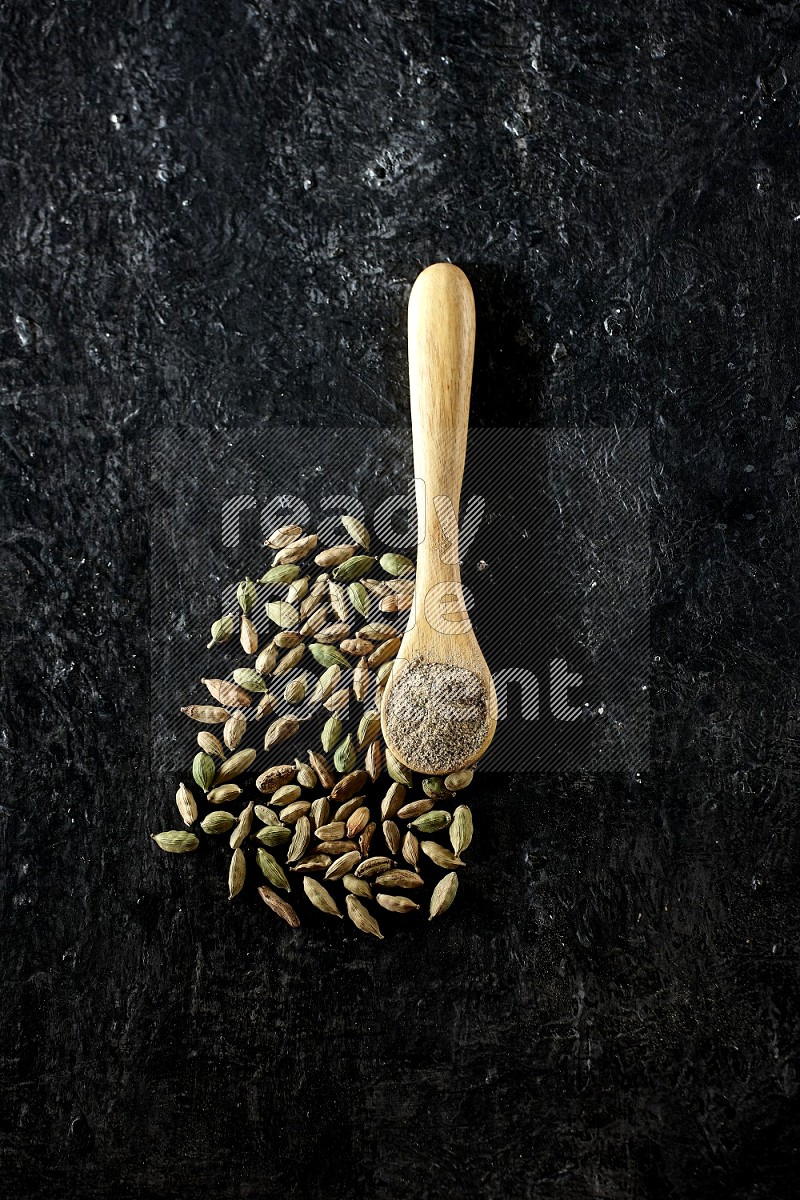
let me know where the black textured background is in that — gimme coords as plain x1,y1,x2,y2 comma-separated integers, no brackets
2,2,799,1198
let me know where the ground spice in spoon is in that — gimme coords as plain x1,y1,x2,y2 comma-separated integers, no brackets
383,657,489,775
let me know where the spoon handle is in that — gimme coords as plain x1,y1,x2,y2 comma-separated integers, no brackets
407,263,475,590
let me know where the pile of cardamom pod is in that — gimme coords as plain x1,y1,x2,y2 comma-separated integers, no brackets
151,515,475,937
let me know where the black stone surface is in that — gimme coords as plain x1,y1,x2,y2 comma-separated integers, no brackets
2,2,799,1197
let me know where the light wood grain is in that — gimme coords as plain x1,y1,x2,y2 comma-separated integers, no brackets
380,262,497,771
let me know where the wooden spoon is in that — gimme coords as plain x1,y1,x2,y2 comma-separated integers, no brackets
380,262,497,775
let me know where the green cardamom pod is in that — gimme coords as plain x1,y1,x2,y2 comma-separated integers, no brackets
410,809,452,834
254,803,279,825
429,872,459,921
256,847,290,892
385,748,412,786
376,659,394,684
206,612,234,649
379,552,414,577
340,514,371,550
348,581,369,618
331,555,376,583
259,564,301,584
236,577,257,614
422,776,451,800
255,825,292,847
309,643,348,669
200,810,237,835
444,768,474,792
266,600,299,629
231,667,267,693
357,710,380,749
333,734,356,774
321,714,343,752
151,830,199,853
192,751,216,792
450,805,473,856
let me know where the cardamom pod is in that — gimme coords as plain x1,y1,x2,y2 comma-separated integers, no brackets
365,739,382,782
236,578,257,614
303,876,343,917
287,574,309,603
315,821,346,841
375,869,424,889
429,871,459,921
229,801,254,849
259,563,301,584
228,848,246,900
240,617,263,660
175,782,198,826
223,711,247,751
312,665,341,703
397,798,433,820
402,830,420,870
299,606,329,636
307,750,334,789
256,847,290,891
367,637,401,668
263,715,300,751
255,763,296,793
315,543,356,568
382,820,400,854
422,776,451,800
359,821,376,856
333,735,356,773
323,687,350,713
380,782,407,820
345,895,383,939
255,644,279,675
264,523,303,549
450,805,473,856
333,794,364,822
207,783,242,806
376,660,394,685
273,630,303,648
357,710,380,749
213,747,257,785
266,600,299,629
324,850,361,881
180,704,230,724
202,677,251,707
385,748,412,786
232,667,267,694
340,638,372,656
151,830,199,853
207,613,234,649
287,815,312,863
354,856,393,879
197,731,226,760
279,800,311,825
376,894,419,913
201,810,237,834
290,758,314,789
345,806,371,839
257,885,301,927
444,767,474,792
310,795,330,828
357,622,397,641
272,644,305,677
254,691,279,720
340,514,370,550
342,873,372,899
309,643,348,669
352,656,369,702
315,621,351,644
289,855,331,873
328,581,348,621
321,714,343,752
348,581,369,618
192,751,216,792
272,533,318,564
330,769,368,802
283,673,308,705
331,555,376,583
379,552,415,577
255,824,292,847
362,578,391,596
411,810,452,834
254,804,279,825
379,595,398,613
420,841,465,869
272,784,302,807
316,839,358,856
